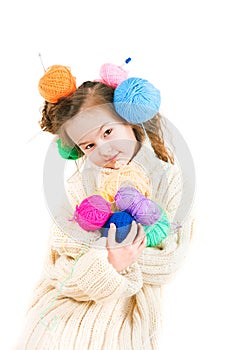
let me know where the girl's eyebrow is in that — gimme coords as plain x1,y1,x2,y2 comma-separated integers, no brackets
77,123,109,146
78,140,91,147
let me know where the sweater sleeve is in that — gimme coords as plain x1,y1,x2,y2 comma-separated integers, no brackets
137,163,195,285
43,240,143,303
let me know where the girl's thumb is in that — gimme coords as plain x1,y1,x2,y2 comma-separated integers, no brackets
106,223,117,248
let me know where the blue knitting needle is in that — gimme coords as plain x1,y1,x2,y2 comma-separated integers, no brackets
121,57,132,67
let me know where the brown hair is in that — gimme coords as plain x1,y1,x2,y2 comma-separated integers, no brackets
39,81,174,164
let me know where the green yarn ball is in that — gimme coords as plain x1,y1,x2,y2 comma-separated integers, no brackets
56,139,80,160
143,207,170,247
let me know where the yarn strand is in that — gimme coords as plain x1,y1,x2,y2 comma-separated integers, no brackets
38,53,46,72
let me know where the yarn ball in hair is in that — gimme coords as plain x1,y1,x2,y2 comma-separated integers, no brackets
56,139,80,160
143,207,170,247
72,195,111,231
114,77,161,123
99,163,151,202
38,65,76,103
99,63,129,88
101,211,134,243
115,186,160,226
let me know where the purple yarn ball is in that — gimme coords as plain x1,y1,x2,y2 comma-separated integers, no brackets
115,186,142,211
131,197,160,225
115,186,160,226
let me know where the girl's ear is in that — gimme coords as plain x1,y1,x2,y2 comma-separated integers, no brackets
56,138,82,160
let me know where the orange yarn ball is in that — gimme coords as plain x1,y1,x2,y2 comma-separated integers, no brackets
38,65,77,103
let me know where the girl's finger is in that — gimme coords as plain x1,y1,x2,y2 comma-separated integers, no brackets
133,223,145,245
106,223,117,248
121,221,138,245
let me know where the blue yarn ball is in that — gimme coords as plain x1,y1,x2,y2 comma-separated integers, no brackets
113,77,161,123
101,211,135,243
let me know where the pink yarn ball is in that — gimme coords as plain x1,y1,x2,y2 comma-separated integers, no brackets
99,63,128,88
73,195,111,231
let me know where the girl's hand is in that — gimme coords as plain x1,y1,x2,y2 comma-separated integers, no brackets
106,221,146,272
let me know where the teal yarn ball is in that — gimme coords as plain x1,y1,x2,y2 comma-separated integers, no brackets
113,77,161,123
143,207,170,247
56,139,80,160
101,211,134,243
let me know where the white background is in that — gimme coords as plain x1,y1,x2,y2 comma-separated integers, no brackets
1,0,239,349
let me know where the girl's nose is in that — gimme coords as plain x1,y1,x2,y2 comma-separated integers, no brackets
98,141,112,158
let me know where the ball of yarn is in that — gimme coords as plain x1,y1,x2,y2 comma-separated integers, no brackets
115,186,160,226
143,207,170,247
99,163,151,202
131,197,160,226
56,139,80,160
101,211,134,243
97,190,115,203
114,186,141,211
99,63,129,88
72,195,111,231
38,65,77,103
114,77,161,123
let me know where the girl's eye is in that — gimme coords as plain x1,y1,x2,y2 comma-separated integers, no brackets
85,143,94,150
104,128,112,136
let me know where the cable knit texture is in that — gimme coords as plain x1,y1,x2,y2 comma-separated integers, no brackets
17,145,194,350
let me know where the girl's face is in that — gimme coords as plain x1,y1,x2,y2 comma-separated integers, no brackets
65,105,139,168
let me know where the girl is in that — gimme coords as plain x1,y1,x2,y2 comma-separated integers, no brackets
17,65,194,349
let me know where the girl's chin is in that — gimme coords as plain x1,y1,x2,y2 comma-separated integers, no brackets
89,155,132,169
105,158,130,169
111,159,129,169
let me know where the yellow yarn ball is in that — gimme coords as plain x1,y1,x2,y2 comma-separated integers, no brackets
99,163,151,202
97,191,114,203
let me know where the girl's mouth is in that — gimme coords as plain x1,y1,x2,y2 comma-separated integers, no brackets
105,153,119,163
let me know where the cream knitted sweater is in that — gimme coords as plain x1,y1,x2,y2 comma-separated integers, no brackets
17,145,194,350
